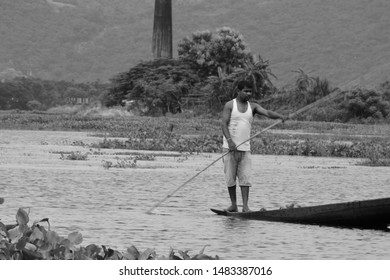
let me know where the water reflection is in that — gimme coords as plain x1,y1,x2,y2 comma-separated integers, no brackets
222,216,251,230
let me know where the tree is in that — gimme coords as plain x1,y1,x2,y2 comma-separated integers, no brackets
178,27,252,76
152,0,172,59
0,81,29,110
105,59,201,116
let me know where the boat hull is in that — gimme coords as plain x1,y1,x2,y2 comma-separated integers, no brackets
211,197,390,230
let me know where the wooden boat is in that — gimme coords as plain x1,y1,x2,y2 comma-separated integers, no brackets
211,197,390,230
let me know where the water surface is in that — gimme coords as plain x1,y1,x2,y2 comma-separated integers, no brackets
1,129,389,259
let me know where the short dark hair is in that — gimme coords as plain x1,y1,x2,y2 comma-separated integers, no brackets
237,80,253,90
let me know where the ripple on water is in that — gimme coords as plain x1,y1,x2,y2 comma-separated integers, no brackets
1,130,390,259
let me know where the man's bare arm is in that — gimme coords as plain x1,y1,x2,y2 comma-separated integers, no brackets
253,103,286,121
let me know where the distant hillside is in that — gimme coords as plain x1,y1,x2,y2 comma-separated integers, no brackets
1,0,389,88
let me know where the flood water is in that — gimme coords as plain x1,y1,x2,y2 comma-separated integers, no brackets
1,129,390,259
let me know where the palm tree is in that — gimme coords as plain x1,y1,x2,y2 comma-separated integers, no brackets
152,0,172,59
293,68,315,92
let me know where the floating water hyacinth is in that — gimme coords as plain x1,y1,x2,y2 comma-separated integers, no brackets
0,208,218,260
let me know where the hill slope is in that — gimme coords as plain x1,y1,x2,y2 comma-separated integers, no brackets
1,0,389,88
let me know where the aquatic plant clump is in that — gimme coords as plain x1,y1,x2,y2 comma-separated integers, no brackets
93,133,390,164
93,133,222,154
60,151,89,160
0,206,219,260
252,137,390,158
1,111,389,165
102,157,137,169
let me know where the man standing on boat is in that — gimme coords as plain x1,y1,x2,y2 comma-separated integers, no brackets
221,80,287,212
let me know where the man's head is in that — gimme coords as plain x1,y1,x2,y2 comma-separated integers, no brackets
237,80,253,91
236,80,253,102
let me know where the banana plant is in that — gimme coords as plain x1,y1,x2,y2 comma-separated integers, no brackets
229,55,277,98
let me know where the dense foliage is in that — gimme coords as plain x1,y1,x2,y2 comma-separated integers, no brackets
205,57,278,111
291,69,333,104
0,77,108,110
343,87,390,122
105,59,203,115
177,27,253,76
0,205,218,260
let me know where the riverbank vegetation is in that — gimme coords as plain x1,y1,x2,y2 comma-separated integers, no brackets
1,109,389,166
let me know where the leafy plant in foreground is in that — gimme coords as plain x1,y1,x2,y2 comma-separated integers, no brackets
0,204,219,260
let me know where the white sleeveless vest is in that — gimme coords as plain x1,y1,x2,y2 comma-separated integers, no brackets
223,99,253,151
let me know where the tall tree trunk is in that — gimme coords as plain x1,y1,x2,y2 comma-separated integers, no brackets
152,0,172,59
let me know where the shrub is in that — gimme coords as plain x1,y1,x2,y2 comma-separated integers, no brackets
305,105,345,122
60,151,89,160
358,143,390,167
27,100,44,111
290,70,333,106
343,88,390,121
307,77,332,102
